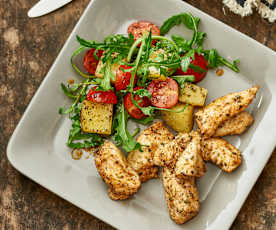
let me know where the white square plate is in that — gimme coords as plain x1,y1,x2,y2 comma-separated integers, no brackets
7,0,276,229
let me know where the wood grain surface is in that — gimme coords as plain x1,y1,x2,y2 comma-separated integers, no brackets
1,0,276,229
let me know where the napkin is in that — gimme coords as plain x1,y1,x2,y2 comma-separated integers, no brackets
223,0,276,22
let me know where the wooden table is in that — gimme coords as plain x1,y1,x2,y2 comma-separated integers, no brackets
1,0,275,229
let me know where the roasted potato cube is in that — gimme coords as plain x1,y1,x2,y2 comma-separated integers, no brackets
80,100,113,135
179,83,208,106
162,103,194,133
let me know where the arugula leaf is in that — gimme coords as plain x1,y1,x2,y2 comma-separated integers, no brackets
71,46,95,78
203,49,240,72
112,103,141,152
67,115,103,149
171,35,190,53
131,116,155,125
160,13,200,35
180,49,195,72
171,75,195,88
133,88,152,98
189,63,206,73
99,60,113,91
61,83,78,99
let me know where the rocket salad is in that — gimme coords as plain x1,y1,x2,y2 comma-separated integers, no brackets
59,12,240,152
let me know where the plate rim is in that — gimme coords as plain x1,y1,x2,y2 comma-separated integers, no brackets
7,0,276,229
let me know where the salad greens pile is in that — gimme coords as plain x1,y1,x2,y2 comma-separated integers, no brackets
60,12,240,152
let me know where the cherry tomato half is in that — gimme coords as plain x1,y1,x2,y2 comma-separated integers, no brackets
115,65,137,91
86,87,118,104
175,53,207,83
127,21,160,44
124,87,151,119
83,48,104,75
147,78,179,109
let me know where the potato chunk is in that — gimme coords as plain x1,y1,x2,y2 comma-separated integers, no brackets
162,103,194,133
179,83,208,106
80,100,113,135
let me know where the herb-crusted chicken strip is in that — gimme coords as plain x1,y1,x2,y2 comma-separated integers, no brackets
213,111,254,137
95,141,141,200
127,122,173,182
175,131,206,178
195,86,259,138
201,138,242,172
162,167,200,224
153,132,192,167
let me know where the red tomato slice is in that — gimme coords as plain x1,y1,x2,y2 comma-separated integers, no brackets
176,53,207,83
127,21,160,43
86,87,118,104
147,78,179,109
124,87,151,119
115,65,137,91
83,48,103,75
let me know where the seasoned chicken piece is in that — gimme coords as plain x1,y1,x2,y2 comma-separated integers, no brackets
162,167,200,224
201,138,242,172
153,132,192,167
195,86,259,138
175,131,206,178
108,188,130,201
213,111,254,137
95,141,141,200
127,122,173,182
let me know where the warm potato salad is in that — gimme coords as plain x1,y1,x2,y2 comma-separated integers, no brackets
59,12,259,225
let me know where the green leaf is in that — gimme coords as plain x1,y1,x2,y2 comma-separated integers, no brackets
61,83,78,99
133,88,152,98
112,103,141,152
160,13,200,35
189,63,206,73
131,116,155,125
203,49,240,72
171,75,195,88
180,50,195,72
66,108,103,149
99,61,113,91
71,46,95,79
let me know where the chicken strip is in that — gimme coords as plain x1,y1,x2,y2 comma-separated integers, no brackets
162,167,200,224
213,111,254,137
95,141,141,200
195,86,259,138
127,122,173,182
108,188,130,201
175,131,206,178
201,138,242,172
153,132,192,167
